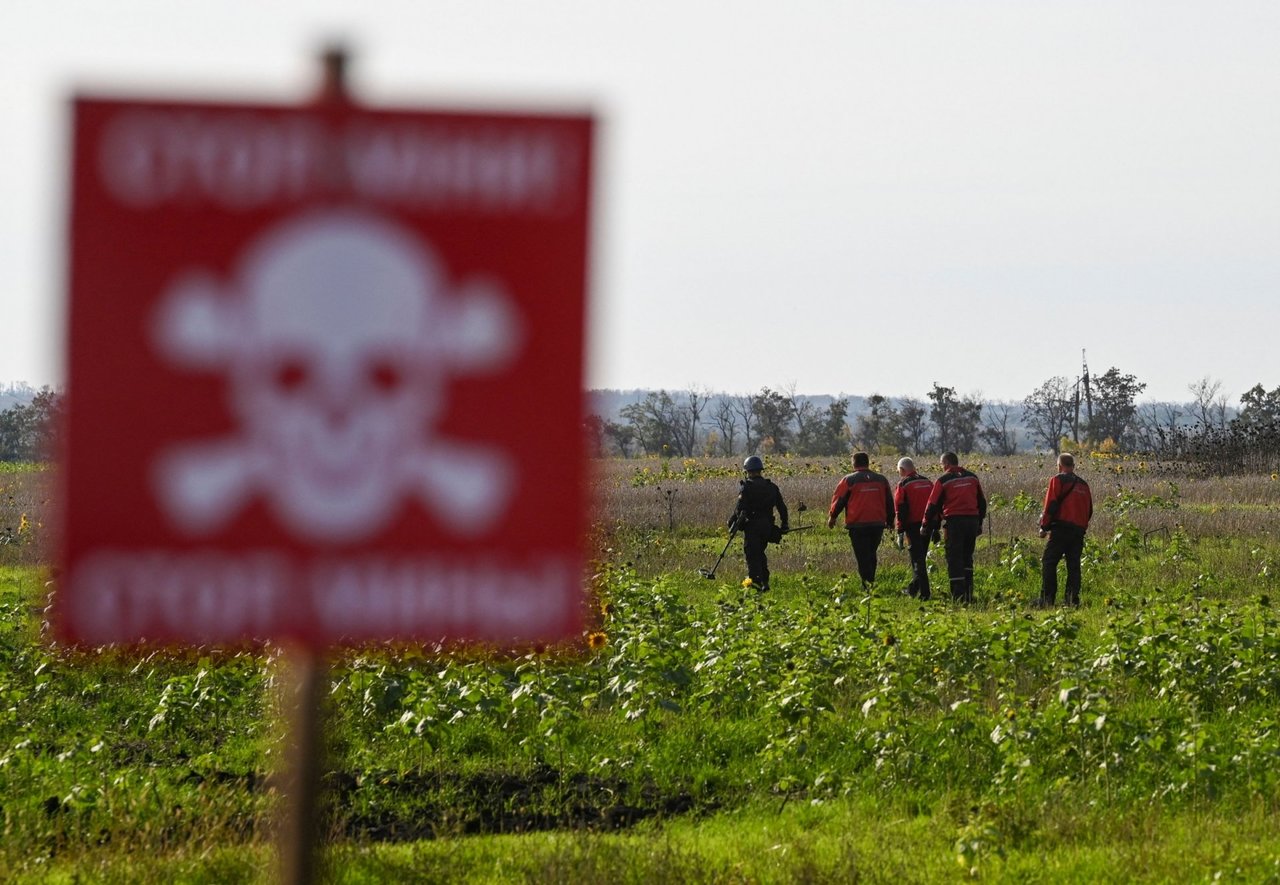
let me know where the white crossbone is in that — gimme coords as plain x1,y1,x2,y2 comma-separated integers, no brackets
150,209,521,541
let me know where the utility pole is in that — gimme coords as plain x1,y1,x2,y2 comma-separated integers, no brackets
1081,349,1093,440
1071,378,1081,444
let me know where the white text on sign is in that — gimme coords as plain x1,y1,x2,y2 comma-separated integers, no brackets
99,111,582,213
67,550,575,644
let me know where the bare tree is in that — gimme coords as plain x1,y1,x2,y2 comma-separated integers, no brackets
671,387,710,457
980,402,1019,455
711,396,740,455
1023,376,1076,454
729,394,759,454
787,383,817,452
1133,402,1182,452
1211,392,1231,428
1188,376,1227,430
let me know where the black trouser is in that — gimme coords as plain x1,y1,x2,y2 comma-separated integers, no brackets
846,526,884,587
943,516,981,602
903,526,931,599
743,523,772,589
1041,523,1085,606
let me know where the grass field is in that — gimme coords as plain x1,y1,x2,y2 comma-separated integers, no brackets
2,455,1279,882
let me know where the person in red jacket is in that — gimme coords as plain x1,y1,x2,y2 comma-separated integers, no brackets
894,457,934,600
827,452,894,589
1036,452,1093,607
921,451,987,603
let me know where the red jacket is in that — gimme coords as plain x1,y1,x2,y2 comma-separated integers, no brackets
829,469,894,529
1039,472,1092,531
894,472,933,533
922,465,987,529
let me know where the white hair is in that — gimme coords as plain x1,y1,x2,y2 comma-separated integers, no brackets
897,457,915,471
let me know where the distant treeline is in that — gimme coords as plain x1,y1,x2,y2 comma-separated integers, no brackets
4,375,1278,473
587,374,1280,473
0,387,60,462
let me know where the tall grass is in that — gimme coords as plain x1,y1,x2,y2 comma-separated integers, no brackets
2,457,1279,881
0,463,52,566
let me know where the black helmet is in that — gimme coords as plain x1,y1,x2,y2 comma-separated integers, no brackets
743,455,764,472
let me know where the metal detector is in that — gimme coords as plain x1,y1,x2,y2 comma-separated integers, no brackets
698,526,738,579
698,523,812,579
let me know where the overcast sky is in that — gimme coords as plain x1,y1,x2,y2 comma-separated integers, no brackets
3,1,1277,404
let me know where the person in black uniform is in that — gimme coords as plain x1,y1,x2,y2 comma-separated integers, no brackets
732,455,789,591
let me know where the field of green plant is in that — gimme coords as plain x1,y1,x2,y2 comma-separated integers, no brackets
2,455,1280,882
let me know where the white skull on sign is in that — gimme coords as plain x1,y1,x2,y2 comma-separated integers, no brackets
151,209,520,541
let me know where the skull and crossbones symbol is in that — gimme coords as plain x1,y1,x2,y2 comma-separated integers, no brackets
150,209,520,542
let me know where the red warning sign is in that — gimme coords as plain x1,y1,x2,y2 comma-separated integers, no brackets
56,96,594,648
